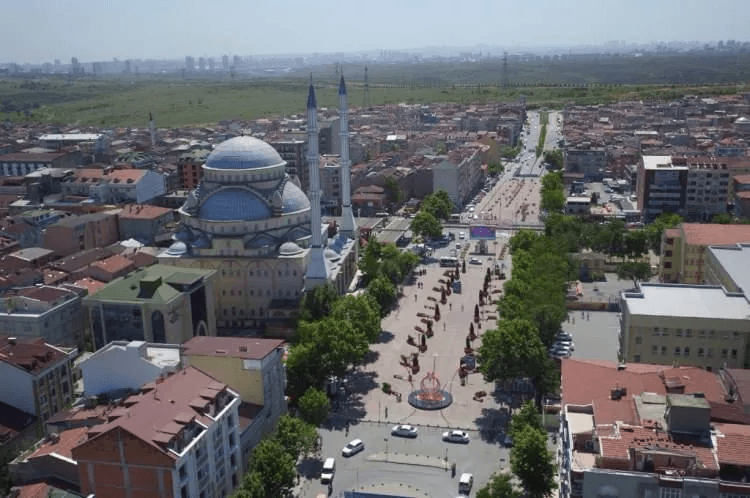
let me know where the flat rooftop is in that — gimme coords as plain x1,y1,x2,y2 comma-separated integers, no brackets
642,155,688,170
707,243,750,297
622,283,750,320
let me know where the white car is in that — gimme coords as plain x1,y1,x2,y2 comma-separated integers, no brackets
342,439,364,457
320,457,335,483
391,424,418,438
442,430,470,444
469,257,482,265
458,473,474,493
458,232,465,239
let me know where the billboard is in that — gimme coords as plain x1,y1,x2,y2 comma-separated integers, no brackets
469,225,496,240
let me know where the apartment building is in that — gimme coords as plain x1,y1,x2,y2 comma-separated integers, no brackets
84,264,217,350
41,211,119,258
619,283,750,371
177,149,209,189
79,340,180,397
0,285,85,346
268,138,308,191
704,243,750,299
564,145,607,181
71,366,243,498
181,336,286,466
637,155,689,223
660,223,750,283
432,147,482,210
0,336,76,423
0,151,80,177
319,155,341,215
117,204,174,245
559,359,750,498
61,168,166,204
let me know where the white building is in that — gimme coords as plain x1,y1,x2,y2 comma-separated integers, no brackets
78,340,181,397
431,147,483,210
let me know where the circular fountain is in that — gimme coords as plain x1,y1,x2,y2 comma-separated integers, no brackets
408,369,453,410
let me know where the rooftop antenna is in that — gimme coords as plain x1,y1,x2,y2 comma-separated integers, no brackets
362,66,372,109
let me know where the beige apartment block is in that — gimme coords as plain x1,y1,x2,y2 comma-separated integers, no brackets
660,223,750,283
619,283,750,371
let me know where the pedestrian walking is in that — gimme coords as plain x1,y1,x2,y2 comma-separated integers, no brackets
449,303,452,311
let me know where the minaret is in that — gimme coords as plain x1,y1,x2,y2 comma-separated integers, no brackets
304,79,329,288
338,76,357,238
148,111,156,149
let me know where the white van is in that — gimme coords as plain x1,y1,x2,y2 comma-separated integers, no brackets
458,473,473,493
321,457,335,483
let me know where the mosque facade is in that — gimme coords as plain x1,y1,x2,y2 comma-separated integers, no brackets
159,81,357,334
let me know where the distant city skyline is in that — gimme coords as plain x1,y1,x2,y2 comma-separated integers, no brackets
2,0,750,64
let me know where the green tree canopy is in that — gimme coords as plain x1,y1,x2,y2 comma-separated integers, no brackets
421,189,454,220
383,176,404,205
366,275,397,315
510,425,557,498
540,171,565,214
273,414,319,461
478,319,547,387
297,387,331,427
616,261,652,288
244,439,297,498
411,210,443,239
712,212,733,224
299,282,339,322
509,401,543,437
476,472,521,498
331,293,382,342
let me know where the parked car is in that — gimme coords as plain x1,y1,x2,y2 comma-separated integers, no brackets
342,439,364,457
503,434,514,447
459,232,466,239
391,424,418,438
469,257,482,265
320,457,335,483
556,331,573,341
443,430,470,444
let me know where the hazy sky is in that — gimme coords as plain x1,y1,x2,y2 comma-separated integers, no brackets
2,0,749,63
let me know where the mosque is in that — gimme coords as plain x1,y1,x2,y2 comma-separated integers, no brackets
159,78,358,334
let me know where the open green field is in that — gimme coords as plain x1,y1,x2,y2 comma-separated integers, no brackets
0,75,747,129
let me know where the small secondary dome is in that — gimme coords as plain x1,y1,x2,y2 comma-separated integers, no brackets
279,242,304,256
205,136,285,170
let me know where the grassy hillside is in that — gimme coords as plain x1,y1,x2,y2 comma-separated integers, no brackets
0,73,747,129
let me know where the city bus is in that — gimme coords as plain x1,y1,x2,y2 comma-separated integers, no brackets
439,256,458,267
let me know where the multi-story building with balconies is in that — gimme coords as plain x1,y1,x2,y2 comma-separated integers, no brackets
71,366,242,497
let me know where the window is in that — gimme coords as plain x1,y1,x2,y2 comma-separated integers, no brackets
722,349,728,359
675,328,682,337
179,465,187,480
661,346,667,356
698,348,705,358
659,487,681,498
665,250,673,257
181,486,189,498
652,345,658,355
683,347,690,357
733,331,740,340
653,327,660,336
708,348,714,358
635,336,642,345
732,349,738,360
699,330,705,338
674,347,681,357
634,355,641,363
685,329,692,337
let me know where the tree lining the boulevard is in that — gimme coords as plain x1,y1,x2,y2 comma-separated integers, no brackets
232,414,318,498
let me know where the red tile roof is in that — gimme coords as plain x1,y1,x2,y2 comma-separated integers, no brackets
681,223,750,246
561,359,728,424
0,337,68,374
182,336,284,360
118,204,172,220
89,254,133,275
70,277,106,295
716,431,750,467
27,426,89,460
599,423,719,472
76,367,230,459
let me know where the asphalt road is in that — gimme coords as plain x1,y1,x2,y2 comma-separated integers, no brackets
300,422,510,498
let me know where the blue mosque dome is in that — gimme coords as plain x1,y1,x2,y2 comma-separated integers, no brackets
282,181,311,214
199,187,272,221
205,136,286,170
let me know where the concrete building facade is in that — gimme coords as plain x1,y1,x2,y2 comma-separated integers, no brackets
619,283,750,371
